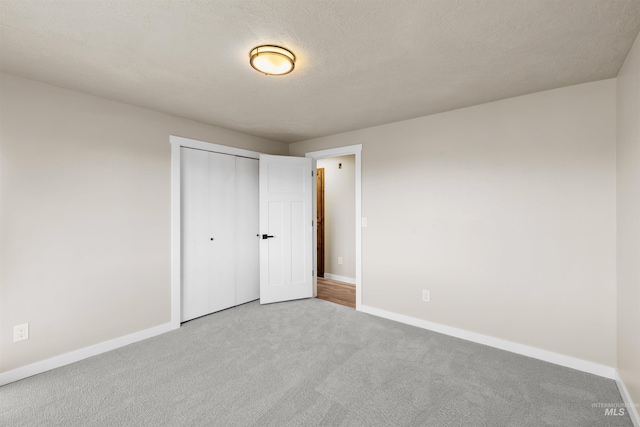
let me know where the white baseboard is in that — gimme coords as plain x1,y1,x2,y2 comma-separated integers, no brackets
323,273,356,285
0,322,176,386
615,369,640,427
359,304,616,379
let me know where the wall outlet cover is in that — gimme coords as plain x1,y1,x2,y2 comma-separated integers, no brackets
422,290,430,302
14,323,29,342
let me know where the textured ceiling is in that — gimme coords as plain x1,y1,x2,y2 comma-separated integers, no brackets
1,1,639,143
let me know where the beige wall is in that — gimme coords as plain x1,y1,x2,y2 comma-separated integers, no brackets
317,155,355,280
0,73,287,373
1,67,628,384
617,32,640,406
291,80,617,366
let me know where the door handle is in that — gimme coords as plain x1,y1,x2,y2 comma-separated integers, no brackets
262,234,275,239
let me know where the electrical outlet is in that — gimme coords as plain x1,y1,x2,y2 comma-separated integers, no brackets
422,290,430,302
362,217,368,227
14,323,29,342
338,257,343,265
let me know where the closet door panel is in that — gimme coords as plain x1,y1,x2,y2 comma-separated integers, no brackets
181,148,211,322
208,152,236,312
235,157,260,304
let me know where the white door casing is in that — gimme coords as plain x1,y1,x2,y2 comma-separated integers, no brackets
259,154,314,304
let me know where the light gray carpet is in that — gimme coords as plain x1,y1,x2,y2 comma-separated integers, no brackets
0,298,632,426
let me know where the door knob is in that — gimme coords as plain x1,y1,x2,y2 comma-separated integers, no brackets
262,234,275,239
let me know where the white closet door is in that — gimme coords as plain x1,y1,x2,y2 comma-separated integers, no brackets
235,157,259,304
208,152,236,313
182,148,237,321
181,148,211,322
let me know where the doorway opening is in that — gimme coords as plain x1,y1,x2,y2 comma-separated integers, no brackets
305,144,362,310
314,155,356,309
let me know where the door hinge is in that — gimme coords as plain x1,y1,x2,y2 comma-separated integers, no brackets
312,220,314,226
311,171,314,177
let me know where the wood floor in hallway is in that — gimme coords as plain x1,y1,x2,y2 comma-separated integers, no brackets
316,277,355,309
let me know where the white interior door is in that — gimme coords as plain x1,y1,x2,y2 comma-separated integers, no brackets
208,152,236,313
259,155,313,304
181,148,210,322
181,148,236,321
235,156,260,303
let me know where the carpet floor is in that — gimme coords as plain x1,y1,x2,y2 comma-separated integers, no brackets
0,298,631,426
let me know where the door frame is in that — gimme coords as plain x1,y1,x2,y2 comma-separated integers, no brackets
170,135,263,329
305,144,362,310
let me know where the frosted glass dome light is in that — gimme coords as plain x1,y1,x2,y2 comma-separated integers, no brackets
249,45,295,76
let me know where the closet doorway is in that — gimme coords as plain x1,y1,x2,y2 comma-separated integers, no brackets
170,136,316,327
180,147,259,322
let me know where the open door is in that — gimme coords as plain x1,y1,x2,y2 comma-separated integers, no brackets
259,154,314,304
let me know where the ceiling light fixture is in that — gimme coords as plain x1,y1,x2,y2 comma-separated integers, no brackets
249,45,296,76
